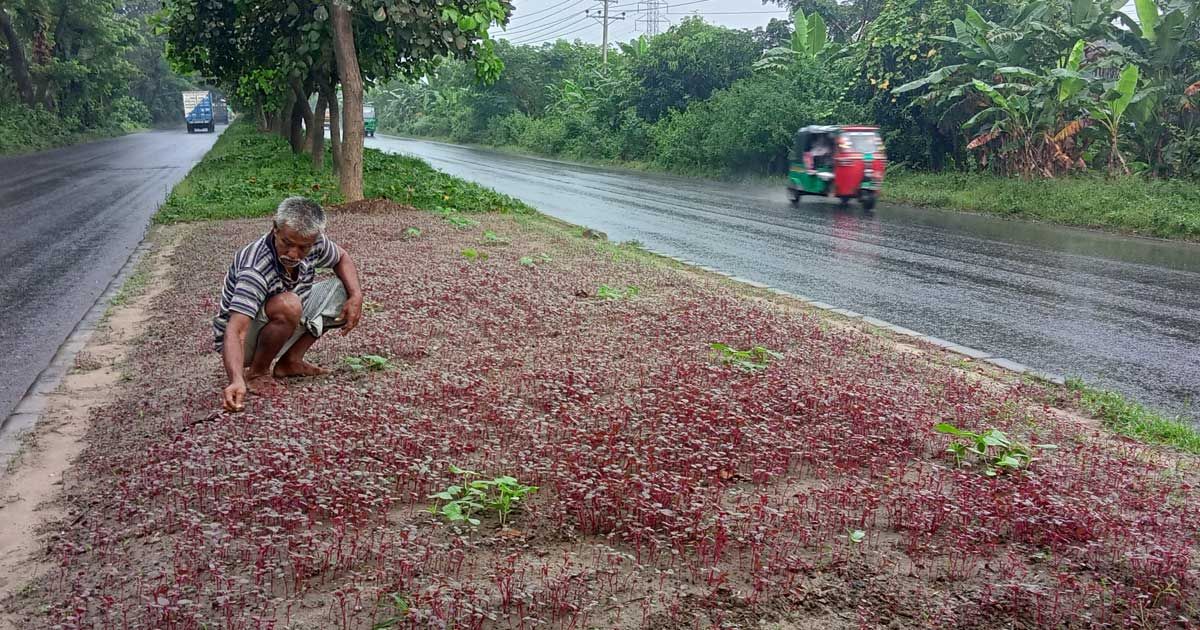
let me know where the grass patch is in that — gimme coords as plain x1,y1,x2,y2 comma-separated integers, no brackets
886,170,1200,241
1068,378,1200,453
155,120,532,223
108,266,152,309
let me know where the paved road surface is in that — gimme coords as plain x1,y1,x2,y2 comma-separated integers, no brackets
370,135,1200,422
0,129,222,422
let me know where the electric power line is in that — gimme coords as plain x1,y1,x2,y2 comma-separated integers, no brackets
502,0,592,35
586,0,626,63
635,0,667,35
508,14,594,43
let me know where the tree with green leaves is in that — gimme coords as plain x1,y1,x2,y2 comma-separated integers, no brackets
630,17,763,122
753,8,830,72
162,0,512,200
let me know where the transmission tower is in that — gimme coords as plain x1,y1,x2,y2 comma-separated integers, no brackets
635,0,667,36
586,0,626,63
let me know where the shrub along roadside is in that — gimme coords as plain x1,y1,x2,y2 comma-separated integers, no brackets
155,120,533,224
885,170,1200,241
0,105,143,156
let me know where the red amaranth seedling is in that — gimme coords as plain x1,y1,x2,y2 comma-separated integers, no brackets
28,206,1200,629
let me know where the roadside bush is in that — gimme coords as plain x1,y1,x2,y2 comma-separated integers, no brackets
111,96,153,130
651,66,861,174
0,104,80,154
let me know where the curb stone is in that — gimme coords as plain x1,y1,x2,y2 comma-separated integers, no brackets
0,241,153,472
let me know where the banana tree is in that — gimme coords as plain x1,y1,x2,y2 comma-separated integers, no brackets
1088,64,1139,174
753,8,828,72
1114,0,1200,174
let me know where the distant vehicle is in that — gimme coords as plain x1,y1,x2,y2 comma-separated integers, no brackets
787,125,887,210
182,90,215,133
316,102,375,135
363,104,377,137
213,99,230,124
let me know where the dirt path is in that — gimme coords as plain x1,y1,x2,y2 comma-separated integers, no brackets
0,229,180,622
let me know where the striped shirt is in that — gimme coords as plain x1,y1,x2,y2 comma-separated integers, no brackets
212,231,341,351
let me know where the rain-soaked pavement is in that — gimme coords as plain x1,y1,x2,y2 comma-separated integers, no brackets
369,135,1200,422
0,128,222,423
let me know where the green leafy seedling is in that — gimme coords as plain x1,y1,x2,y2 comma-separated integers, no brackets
344,354,395,372
520,253,552,267
461,248,488,261
934,422,1056,476
403,227,421,238
597,284,640,299
372,593,410,629
849,530,866,544
481,230,509,245
446,215,478,229
710,343,783,371
429,465,538,527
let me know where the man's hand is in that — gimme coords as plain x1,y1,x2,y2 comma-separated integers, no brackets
223,379,247,412
338,294,363,335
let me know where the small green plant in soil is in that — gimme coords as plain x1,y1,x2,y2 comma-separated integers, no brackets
710,343,783,372
428,464,538,527
519,253,552,267
597,284,640,299
461,248,488,261
446,215,478,229
481,230,509,245
934,423,1056,476
371,593,410,629
343,354,395,372
402,227,421,238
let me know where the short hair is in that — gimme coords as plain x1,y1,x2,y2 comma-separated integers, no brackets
274,196,327,236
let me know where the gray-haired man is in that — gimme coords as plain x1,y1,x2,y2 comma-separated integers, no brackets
213,197,363,412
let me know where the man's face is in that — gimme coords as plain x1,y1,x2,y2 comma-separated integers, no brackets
273,224,319,269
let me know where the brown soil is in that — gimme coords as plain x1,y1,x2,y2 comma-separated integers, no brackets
0,231,176,625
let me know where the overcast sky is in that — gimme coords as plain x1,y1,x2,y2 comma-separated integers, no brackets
498,0,791,46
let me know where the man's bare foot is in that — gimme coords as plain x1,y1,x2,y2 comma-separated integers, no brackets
244,369,282,396
273,360,330,378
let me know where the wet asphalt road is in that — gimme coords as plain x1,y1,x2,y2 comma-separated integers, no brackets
0,128,222,422
370,135,1200,422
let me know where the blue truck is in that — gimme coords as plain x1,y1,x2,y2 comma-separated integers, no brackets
182,90,215,133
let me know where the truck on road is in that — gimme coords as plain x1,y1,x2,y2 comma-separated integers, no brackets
182,90,215,133
213,98,230,125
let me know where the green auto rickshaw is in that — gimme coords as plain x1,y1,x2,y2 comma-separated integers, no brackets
787,125,887,210
363,105,377,138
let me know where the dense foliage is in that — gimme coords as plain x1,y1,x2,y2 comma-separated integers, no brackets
0,0,197,152
376,0,1199,178
159,0,514,199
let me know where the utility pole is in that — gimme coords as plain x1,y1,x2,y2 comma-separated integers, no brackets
586,0,626,64
635,0,667,36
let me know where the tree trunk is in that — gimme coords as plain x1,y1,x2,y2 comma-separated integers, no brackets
277,93,295,138
0,8,35,105
331,1,364,201
293,79,315,135
310,93,327,170
289,95,306,153
255,94,269,132
326,83,343,174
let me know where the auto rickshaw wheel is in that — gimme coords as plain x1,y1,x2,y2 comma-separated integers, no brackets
787,188,801,206
859,191,877,211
